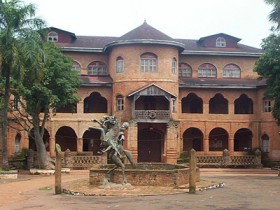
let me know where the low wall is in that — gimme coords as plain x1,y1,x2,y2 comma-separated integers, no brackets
89,163,200,188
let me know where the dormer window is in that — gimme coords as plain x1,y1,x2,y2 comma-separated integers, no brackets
216,37,226,47
48,31,58,42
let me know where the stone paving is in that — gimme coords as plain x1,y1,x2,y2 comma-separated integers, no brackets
0,168,279,210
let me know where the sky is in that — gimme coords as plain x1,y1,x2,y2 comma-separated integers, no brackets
23,0,273,48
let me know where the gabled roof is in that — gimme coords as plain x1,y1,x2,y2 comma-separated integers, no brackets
198,33,241,43
49,27,77,40
128,83,177,98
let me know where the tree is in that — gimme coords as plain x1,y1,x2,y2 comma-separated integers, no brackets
265,0,280,29
255,34,280,125
11,42,80,169
0,0,45,169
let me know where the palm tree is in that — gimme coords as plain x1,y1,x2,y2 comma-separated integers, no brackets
265,0,280,29
0,0,45,169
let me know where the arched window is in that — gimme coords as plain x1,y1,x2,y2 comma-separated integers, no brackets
84,92,107,113
140,53,157,72
179,63,192,77
172,58,177,74
234,94,253,114
181,93,203,113
209,93,228,114
198,63,217,78
216,37,226,47
223,64,241,78
262,134,270,153
87,61,107,75
48,31,58,42
72,61,81,74
116,95,124,111
14,133,21,154
116,56,124,73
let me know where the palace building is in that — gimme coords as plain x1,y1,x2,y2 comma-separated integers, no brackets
6,21,280,164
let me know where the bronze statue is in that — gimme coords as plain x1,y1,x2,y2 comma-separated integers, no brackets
90,115,135,184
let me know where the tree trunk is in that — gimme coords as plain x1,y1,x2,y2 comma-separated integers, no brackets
1,63,10,169
33,125,54,169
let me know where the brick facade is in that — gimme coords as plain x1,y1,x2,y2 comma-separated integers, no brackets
6,22,280,164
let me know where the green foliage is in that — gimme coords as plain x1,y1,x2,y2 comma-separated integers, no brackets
15,42,81,117
255,33,280,124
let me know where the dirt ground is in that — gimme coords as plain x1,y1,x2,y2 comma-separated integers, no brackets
0,168,279,210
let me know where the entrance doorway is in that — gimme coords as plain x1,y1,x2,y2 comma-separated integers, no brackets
138,129,163,162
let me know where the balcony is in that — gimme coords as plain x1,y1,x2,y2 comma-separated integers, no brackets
134,110,170,122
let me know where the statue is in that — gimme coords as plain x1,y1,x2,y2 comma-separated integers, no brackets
89,115,135,184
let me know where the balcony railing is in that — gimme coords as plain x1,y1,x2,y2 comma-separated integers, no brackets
134,110,170,121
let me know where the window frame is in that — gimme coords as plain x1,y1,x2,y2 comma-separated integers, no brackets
216,37,226,47
87,61,107,75
72,61,81,74
140,53,157,72
116,57,124,73
48,31,58,42
223,64,241,78
116,95,124,111
198,63,217,78
172,58,177,74
263,99,272,112
179,63,192,77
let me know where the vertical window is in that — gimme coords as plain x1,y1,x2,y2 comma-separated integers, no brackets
262,134,270,152
172,99,176,112
116,57,124,73
116,95,124,111
48,31,58,42
14,133,21,153
72,61,81,74
198,63,217,78
140,53,157,72
13,96,19,110
216,37,226,47
179,63,192,77
172,58,177,74
87,61,107,75
223,64,241,78
263,99,272,112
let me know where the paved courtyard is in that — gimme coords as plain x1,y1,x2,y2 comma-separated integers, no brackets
0,168,279,210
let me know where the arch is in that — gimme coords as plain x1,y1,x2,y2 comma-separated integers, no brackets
181,93,203,113
216,37,226,47
198,63,217,78
234,94,253,114
72,61,81,74
234,128,252,151
261,134,270,153
183,127,204,152
223,64,241,78
140,52,157,72
179,63,192,77
84,92,108,113
209,127,229,151
87,61,107,75
56,102,77,113
55,126,77,151
48,31,58,42
209,93,228,114
14,133,21,154
172,57,177,74
82,128,102,155
116,56,124,73
138,128,163,162
29,128,50,151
